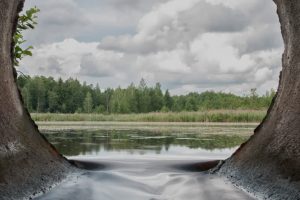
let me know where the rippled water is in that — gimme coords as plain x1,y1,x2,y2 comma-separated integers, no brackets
38,126,255,200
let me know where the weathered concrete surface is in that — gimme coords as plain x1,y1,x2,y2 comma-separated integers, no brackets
0,1,71,199
218,1,300,199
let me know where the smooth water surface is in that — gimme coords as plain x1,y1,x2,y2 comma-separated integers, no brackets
38,125,255,200
43,127,250,159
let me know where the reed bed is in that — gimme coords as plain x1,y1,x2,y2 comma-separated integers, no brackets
31,110,267,123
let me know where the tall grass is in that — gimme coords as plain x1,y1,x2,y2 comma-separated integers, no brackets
31,110,267,123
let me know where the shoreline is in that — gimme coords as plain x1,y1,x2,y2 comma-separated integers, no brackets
30,110,267,123
37,121,259,126
37,121,258,136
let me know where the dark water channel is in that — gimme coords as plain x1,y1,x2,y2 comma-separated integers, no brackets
38,128,255,200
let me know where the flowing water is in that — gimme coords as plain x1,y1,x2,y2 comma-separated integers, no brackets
37,123,256,200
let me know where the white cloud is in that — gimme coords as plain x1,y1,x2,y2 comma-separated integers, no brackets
99,0,248,54
255,68,273,83
21,39,112,77
190,33,255,74
136,48,192,74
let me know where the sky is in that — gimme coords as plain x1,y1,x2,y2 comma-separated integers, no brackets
20,0,283,95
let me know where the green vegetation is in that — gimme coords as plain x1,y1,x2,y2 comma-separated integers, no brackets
18,76,275,114
31,110,266,122
14,7,39,66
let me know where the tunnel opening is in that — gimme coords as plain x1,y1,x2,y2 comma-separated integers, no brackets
0,0,299,200
18,0,281,162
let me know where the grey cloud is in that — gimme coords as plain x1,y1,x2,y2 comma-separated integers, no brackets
228,1,283,55
109,0,167,10
36,56,63,74
46,57,63,74
24,0,89,45
98,1,250,54
237,26,283,54
180,2,249,33
78,54,116,77
246,0,279,25
23,0,166,45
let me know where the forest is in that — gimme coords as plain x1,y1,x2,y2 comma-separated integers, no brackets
17,75,276,114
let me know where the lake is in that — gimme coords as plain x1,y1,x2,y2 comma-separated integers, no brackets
36,123,257,200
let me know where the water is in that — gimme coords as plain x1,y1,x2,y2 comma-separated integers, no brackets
38,125,255,200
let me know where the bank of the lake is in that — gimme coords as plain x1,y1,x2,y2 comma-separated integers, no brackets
31,110,266,123
36,121,258,137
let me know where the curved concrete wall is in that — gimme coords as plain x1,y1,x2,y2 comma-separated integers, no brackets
0,1,71,199
219,1,300,199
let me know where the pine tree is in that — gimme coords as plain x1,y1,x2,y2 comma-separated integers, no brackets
164,89,173,110
48,91,59,112
83,92,93,113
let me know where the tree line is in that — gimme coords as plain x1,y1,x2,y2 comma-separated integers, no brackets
17,76,276,114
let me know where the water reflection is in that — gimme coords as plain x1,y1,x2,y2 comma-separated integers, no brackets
38,129,255,200
43,129,249,157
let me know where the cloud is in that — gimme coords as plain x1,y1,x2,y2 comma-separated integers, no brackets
20,39,138,88
23,0,89,44
21,0,283,95
99,0,249,54
21,39,99,76
79,52,123,78
255,68,273,83
109,0,168,11
23,0,164,44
